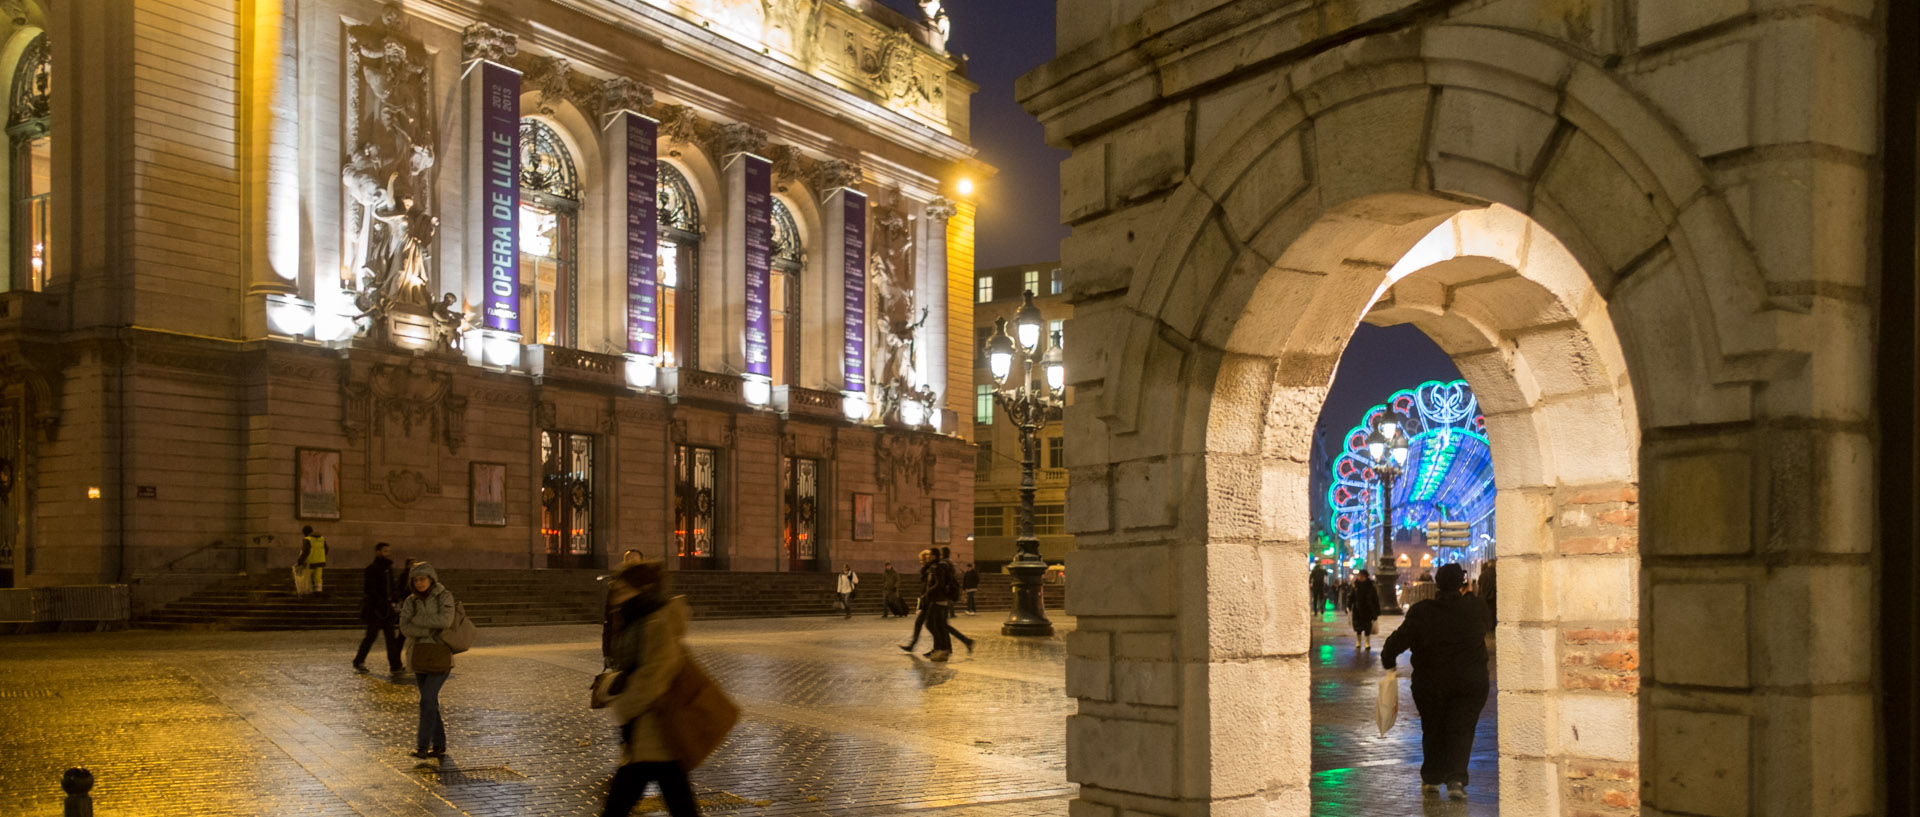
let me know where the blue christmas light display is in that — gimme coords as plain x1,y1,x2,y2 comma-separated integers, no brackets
1328,380,1495,563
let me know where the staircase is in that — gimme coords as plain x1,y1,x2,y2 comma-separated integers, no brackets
136,570,1065,631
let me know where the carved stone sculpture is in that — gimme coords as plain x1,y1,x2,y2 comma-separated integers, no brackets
709,121,768,158
599,76,655,116
808,159,863,192
659,104,706,147
461,22,517,64
528,55,572,114
343,9,458,346
341,358,468,508
870,193,930,424
875,431,935,529
924,196,956,223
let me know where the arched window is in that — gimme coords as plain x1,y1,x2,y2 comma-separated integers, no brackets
8,33,49,292
518,119,580,347
770,197,802,387
657,163,701,367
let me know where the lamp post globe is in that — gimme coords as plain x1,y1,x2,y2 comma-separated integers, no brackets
1371,415,1407,615
984,295,1062,637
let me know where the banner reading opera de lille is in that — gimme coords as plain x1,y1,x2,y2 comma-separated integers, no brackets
477,60,520,334
842,191,867,393
742,154,773,379
623,113,660,357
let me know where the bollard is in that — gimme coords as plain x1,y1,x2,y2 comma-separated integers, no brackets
61,767,92,817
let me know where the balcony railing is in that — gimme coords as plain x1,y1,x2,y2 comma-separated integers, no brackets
778,385,843,420
675,368,745,406
537,346,623,386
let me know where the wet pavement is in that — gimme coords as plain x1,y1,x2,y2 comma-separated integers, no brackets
0,608,1495,816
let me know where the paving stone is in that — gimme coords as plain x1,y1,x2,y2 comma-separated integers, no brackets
0,610,1494,816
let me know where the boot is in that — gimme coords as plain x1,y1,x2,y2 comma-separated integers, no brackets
928,650,951,662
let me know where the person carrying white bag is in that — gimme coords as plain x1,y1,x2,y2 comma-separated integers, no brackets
1379,563,1490,801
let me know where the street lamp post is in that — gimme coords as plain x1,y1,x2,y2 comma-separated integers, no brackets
984,291,1063,637
1367,415,1411,615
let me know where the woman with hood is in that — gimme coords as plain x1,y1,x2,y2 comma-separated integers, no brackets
601,559,699,816
1348,569,1382,653
398,562,455,759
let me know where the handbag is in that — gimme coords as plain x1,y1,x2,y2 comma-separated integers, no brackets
409,641,454,675
654,655,739,771
440,601,476,654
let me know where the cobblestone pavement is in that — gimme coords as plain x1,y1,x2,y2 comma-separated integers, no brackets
0,608,1494,816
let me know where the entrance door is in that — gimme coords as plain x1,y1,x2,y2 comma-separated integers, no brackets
675,445,720,570
785,457,820,571
541,431,595,569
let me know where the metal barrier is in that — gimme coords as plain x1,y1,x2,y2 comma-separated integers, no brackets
0,586,130,624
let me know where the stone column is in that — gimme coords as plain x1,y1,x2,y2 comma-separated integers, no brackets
243,0,302,339
920,197,955,414
458,24,521,368
712,123,767,376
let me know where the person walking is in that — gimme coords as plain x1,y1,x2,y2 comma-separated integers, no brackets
601,560,701,817
297,525,329,596
899,550,936,652
961,562,980,615
881,562,903,618
1381,563,1490,801
1308,563,1327,613
836,564,859,618
399,562,456,759
354,542,404,674
1348,569,1382,653
924,549,962,661
603,549,645,666
1478,559,1498,621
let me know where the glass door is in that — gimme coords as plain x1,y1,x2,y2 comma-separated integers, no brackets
675,445,721,570
785,457,820,571
541,431,595,569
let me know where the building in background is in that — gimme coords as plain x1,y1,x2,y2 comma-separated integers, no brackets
971,261,1070,571
0,0,989,612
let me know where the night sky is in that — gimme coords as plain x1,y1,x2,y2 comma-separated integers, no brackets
880,0,1070,268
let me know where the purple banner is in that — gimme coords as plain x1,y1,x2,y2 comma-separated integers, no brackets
841,192,867,393
743,155,772,379
480,61,520,334
625,114,659,356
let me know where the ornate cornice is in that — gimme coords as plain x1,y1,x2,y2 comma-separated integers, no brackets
462,22,518,64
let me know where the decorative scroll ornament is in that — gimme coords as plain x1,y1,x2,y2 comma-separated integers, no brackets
875,431,936,530
860,30,918,104
527,55,572,114
343,9,459,347
658,104,705,148
765,144,807,189
923,196,956,223
461,22,518,63
598,76,654,116
708,121,767,158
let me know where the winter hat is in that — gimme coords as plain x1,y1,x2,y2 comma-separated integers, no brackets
1436,563,1466,592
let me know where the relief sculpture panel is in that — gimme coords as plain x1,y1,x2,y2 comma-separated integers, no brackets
341,358,468,508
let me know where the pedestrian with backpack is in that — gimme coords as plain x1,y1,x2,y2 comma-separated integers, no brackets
924,546,972,661
399,562,468,759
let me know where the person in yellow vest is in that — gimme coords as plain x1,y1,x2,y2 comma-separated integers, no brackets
298,525,329,596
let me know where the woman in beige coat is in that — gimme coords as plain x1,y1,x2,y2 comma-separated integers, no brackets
601,560,698,816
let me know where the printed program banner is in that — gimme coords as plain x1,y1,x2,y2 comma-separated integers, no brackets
842,191,867,392
743,155,772,378
480,61,520,334
625,114,659,356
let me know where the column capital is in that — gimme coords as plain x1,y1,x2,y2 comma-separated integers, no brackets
598,76,655,118
925,196,957,222
461,22,517,64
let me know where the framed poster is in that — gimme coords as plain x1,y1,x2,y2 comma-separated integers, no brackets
852,492,874,541
932,499,952,544
470,462,507,527
295,448,341,520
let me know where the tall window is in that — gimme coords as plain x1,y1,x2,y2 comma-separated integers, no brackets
974,504,1005,537
1023,269,1039,295
540,431,595,568
9,33,49,292
519,120,579,346
975,384,994,424
976,274,992,303
1035,504,1066,535
1048,435,1065,469
771,198,803,386
675,445,720,569
1050,267,1063,295
658,164,701,367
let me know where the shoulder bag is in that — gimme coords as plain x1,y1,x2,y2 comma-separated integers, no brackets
654,653,739,771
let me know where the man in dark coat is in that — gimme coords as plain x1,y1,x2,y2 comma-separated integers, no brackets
881,562,904,618
1381,563,1490,801
1308,564,1328,613
353,542,404,673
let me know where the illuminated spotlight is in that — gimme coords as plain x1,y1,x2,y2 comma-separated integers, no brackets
956,177,974,196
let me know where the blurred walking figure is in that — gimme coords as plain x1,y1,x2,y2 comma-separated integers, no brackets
836,564,859,618
961,562,980,615
1308,563,1327,613
1348,569,1382,653
354,542,404,674
1381,563,1490,801
399,562,456,759
881,562,905,618
601,560,702,817
603,549,645,666
296,525,328,596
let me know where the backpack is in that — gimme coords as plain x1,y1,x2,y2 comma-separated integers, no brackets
440,600,476,654
929,561,961,604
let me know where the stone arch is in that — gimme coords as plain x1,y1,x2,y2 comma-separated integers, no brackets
771,185,828,389
658,143,724,371
1061,22,1852,817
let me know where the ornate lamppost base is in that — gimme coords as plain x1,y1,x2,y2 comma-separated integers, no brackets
1002,556,1054,637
